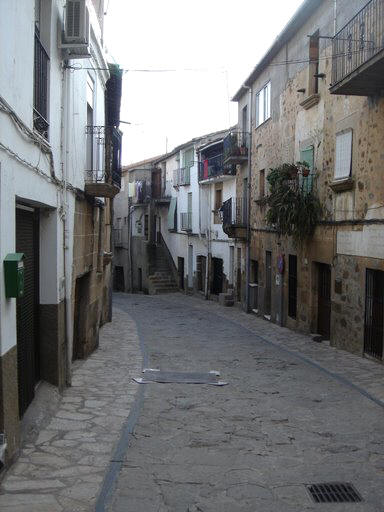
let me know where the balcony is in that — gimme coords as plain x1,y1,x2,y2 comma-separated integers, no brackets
84,170,120,198
84,126,121,198
180,212,192,231
114,228,123,247
198,154,236,182
132,179,151,204
173,167,191,187
330,0,384,95
223,131,250,165
152,170,171,204
34,29,49,138
221,197,247,239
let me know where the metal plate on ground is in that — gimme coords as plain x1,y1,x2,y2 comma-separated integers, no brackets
306,482,362,503
133,369,228,386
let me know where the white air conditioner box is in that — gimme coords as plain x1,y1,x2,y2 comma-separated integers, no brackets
59,0,91,58
65,0,89,44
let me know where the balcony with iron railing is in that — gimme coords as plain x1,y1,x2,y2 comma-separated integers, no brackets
221,197,247,239
34,29,49,138
198,153,236,182
113,228,123,247
330,0,384,95
173,167,191,187
180,212,192,231
223,131,250,165
84,126,121,198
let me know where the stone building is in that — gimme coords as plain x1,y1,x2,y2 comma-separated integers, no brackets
231,0,384,358
0,0,122,468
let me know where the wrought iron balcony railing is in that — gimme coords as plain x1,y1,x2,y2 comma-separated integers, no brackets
198,154,236,181
331,0,384,95
173,167,191,187
114,228,123,247
34,30,49,138
221,197,247,227
180,212,192,231
223,131,250,165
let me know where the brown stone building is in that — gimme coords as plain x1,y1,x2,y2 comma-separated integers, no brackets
232,0,384,359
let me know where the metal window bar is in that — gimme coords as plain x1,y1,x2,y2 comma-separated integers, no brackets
173,167,191,187
221,197,246,226
332,0,384,85
364,268,384,359
34,30,49,137
223,131,250,162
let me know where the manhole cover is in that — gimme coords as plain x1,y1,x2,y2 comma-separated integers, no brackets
133,369,228,386
306,482,362,503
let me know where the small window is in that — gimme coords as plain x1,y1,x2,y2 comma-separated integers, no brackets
335,130,352,180
255,82,271,127
309,31,320,95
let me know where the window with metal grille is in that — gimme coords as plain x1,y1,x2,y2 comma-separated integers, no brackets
364,268,384,360
288,255,297,318
34,28,49,137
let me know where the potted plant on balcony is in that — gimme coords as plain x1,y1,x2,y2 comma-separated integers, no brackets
297,160,310,177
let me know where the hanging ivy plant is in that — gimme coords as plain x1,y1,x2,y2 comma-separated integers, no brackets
265,163,322,243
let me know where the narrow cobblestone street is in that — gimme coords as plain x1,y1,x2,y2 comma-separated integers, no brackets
1,292,384,511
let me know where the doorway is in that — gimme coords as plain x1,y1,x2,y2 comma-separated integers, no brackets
236,248,242,301
114,266,125,292
211,257,223,295
73,272,90,361
317,263,331,339
265,251,272,316
188,245,193,289
364,269,384,359
16,206,40,417
178,257,184,290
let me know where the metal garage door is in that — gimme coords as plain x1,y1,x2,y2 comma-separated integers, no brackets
16,206,39,417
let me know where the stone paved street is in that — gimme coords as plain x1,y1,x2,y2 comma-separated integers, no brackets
110,292,384,512
0,308,142,512
1,292,384,511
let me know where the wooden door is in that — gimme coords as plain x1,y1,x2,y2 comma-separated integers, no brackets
364,269,384,359
265,251,272,315
317,263,331,339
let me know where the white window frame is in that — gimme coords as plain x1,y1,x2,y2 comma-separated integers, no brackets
255,81,271,127
334,129,353,180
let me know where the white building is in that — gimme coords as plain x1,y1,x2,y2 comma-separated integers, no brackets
0,0,122,466
113,129,247,303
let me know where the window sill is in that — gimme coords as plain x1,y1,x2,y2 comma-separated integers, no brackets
300,93,320,110
330,177,354,192
255,117,271,130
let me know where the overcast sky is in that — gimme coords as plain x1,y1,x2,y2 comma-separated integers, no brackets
104,0,304,164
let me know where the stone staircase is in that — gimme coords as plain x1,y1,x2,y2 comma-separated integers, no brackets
148,245,179,295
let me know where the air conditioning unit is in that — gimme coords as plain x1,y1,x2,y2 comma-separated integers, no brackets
65,0,89,44
59,0,91,58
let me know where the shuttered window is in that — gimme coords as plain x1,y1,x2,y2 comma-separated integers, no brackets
335,130,352,180
167,197,177,231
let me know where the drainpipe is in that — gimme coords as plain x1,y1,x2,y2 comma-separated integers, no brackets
242,85,253,313
60,63,72,386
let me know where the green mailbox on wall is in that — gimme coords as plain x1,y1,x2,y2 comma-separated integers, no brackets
4,253,25,298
